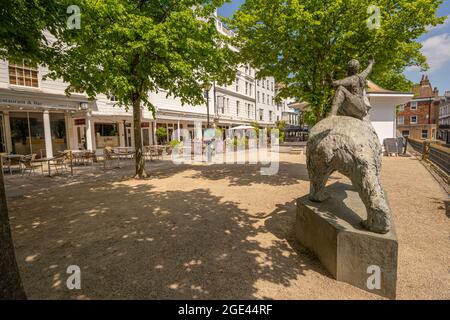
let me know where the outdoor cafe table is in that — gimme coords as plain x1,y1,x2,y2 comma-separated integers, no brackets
70,150,95,166
113,147,134,160
1,154,24,174
32,157,56,177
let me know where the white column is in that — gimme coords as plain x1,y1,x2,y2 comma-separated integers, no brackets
64,113,73,150
177,120,181,140
153,120,157,145
130,119,135,147
3,112,12,153
85,113,94,151
118,121,125,147
43,110,53,158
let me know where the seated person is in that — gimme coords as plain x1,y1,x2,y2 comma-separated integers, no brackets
331,58,374,120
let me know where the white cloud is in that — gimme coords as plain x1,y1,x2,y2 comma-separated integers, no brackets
420,33,450,70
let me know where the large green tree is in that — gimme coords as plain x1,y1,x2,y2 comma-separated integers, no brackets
1,0,70,300
48,0,237,178
231,0,445,124
0,0,67,61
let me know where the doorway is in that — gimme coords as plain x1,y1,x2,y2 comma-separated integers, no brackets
125,124,132,147
142,128,150,146
76,125,87,150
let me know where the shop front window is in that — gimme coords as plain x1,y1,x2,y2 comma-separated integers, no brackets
50,113,67,153
95,123,119,148
10,112,32,155
28,112,45,156
9,112,46,156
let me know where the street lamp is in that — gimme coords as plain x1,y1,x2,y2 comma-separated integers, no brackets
204,83,212,128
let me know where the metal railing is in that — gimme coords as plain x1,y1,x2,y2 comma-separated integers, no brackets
428,145,450,176
408,138,423,154
407,138,450,176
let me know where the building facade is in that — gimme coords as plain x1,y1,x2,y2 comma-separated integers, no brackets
438,91,450,144
366,81,413,145
396,75,441,140
0,58,283,157
214,18,280,130
274,84,302,127
0,16,287,157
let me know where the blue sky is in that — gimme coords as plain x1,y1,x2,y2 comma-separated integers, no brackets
218,0,450,94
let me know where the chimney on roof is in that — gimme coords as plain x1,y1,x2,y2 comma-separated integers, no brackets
434,87,439,97
420,75,430,86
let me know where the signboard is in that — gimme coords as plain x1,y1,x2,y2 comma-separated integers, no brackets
384,138,401,155
74,118,86,125
0,97,43,107
0,96,80,110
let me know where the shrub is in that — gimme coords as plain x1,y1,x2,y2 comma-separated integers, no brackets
156,127,167,143
169,139,181,148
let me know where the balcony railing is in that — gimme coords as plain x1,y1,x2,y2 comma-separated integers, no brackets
215,19,235,37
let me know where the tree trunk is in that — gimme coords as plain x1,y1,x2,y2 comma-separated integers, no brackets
132,95,147,179
0,162,27,299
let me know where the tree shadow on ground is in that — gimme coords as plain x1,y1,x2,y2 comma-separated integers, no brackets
264,200,332,278
10,178,328,299
149,161,309,187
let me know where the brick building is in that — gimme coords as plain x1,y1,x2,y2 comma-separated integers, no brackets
438,91,450,144
397,75,441,140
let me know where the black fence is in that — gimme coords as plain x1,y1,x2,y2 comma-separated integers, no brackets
407,138,450,176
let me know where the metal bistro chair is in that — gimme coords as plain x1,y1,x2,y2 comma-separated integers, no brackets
165,145,173,156
52,152,70,174
116,147,134,161
3,155,22,174
82,150,96,166
143,146,152,161
20,154,39,176
1,155,12,174
71,151,84,166
103,147,120,170
157,146,165,160
149,146,164,161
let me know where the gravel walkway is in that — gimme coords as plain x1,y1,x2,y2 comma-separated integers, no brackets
5,153,449,299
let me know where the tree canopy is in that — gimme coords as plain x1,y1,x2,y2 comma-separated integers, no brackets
230,0,445,124
48,0,236,112
0,0,68,62
48,0,237,177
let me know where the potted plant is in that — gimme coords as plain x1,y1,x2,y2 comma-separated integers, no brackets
156,127,168,144
167,139,182,155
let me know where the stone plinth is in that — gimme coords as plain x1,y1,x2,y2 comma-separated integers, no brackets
295,182,398,299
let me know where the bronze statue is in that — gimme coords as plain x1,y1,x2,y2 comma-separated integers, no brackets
331,57,374,120
306,58,392,234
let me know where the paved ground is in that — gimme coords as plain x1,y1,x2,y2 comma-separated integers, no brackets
5,153,449,299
